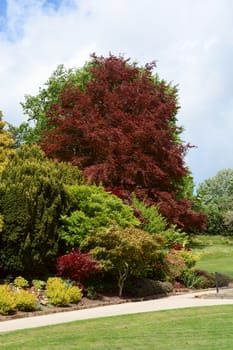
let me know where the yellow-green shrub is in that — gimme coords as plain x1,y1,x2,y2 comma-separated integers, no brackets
32,279,46,292
0,285,16,315
67,286,82,303
46,277,82,306
13,276,29,289
46,277,70,306
14,289,37,311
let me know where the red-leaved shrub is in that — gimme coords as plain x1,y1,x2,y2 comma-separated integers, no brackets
57,249,101,282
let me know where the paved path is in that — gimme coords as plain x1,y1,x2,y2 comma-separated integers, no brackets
1,289,233,333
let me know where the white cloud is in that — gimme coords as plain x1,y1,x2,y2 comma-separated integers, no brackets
1,0,233,185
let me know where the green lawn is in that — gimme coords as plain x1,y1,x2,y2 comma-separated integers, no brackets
1,306,233,349
193,235,233,278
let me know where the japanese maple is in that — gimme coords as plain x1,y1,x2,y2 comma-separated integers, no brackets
57,249,101,282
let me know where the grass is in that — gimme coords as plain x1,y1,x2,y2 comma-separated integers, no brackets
193,235,233,278
1,305,233,349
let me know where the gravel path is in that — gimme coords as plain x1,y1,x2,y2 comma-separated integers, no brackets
1,288,233,333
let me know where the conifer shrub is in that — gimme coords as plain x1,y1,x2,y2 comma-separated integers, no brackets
67,286,83,303
0,144,83,278
45,277,82,306
14,289,37,311
46,277,70,306
0,285,16,315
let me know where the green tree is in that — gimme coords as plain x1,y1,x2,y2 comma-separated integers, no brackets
59,184,140,248
0,144,83,277
132,195,190,248
82,225,164,297
0,214,3,233
197,169,233,234
0,111,15,172
20,64,92,144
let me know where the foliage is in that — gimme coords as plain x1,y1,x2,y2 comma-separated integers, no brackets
162,227,190,249
0,214,3,233
82,224,164,297
13,276,29,289
46,277,70,306
124,277,173,297
31,53,206,232
131,195,191,249
132,195,167,233
66,286,83,303
0,111,15,172
20,64,92,144
0,285,16,315
57,249,101,282
32,280,46,291
197,169,233,235
0,144,83,278
14,289,37,311
60,185,139,247
194,269,232,289
165,247,198,284
45,277,82,306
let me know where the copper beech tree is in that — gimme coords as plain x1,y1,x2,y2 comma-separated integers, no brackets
40,54,206,231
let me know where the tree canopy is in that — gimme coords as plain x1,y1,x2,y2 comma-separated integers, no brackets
20,64,92,144
59,184,140,249
82,224,164,296
20,54,206,232
197,169,233,234
0,111,15,172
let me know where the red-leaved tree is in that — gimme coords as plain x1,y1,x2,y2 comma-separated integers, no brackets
57,249,101,282
40,54,206,231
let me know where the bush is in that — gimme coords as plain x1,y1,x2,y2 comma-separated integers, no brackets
14,289,37,311
13,276,29,289
46,277,70,306
67,286,82,303
59,184,140,248
57,249,101,282
0,285,16,315
215,272,233,287
194,269,232,289
82,224,164,297
124,277,173,297
166,248,198,283
182,270,206,289
32,279,46,292
0,144,83,278
46,277,82,306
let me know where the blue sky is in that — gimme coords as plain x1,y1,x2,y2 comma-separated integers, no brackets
0,0,233,187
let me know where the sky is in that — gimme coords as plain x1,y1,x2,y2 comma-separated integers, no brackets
0,0,233,187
